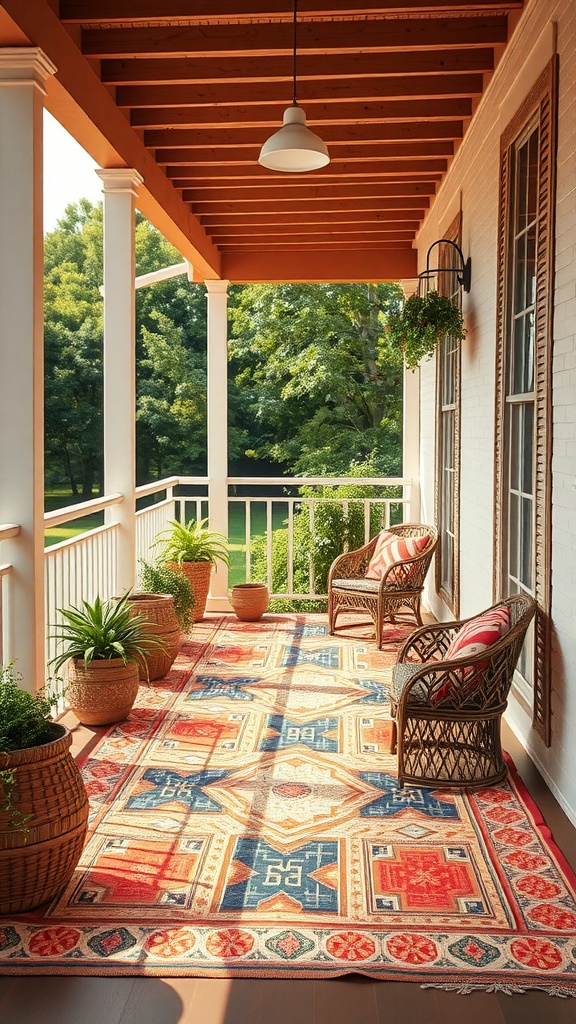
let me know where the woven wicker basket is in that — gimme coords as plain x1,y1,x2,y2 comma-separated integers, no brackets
127,593,181,681
67,657,140,726
0,723,89,914
169,560,213,622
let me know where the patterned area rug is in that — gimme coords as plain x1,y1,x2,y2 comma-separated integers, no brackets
2,613,576,996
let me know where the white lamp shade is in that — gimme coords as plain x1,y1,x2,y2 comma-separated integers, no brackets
258,104,330,172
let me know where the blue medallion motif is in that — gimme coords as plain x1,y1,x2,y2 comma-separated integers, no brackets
220,837,338,913
281,646,340,668
126,767,228,812
259,714,339,753
359,772,459,819
185,675,259,701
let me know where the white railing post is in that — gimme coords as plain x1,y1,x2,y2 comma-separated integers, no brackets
205,279,231,610
97,168,143,595
403,364,421,523
0,49,55,689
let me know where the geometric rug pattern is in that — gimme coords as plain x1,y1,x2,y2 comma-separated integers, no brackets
2,613,576,996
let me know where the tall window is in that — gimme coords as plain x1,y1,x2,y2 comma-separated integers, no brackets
495,59,557,743
435,221,461,615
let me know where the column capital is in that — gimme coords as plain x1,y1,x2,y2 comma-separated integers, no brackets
400,278,419,299
96,168,144,196
205,279,230,296
0,48,57,91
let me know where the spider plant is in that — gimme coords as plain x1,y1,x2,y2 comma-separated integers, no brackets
49,592,167,673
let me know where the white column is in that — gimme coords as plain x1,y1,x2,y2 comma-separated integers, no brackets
97,169,143,595
205,279,231,610
400,279,421,523
0,49,56,689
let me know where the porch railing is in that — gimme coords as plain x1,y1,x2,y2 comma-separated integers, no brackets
36,473,411,693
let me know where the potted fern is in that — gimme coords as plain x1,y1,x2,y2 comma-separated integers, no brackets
154,518,230,622
386,290,466,369
50,593,167,725
0,663,89,914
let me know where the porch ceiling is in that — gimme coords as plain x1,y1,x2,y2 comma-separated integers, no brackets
0,1,524,282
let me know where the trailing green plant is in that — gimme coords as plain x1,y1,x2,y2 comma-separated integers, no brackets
0,663,60,835
386,290,466,370
49,592,167,674
155,517,230,567
138,559,195,632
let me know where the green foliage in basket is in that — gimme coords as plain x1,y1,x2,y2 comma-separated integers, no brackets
138,560,195,633
386,291,466,370
155,517,230,567
49,592,167,672
0,663,58,754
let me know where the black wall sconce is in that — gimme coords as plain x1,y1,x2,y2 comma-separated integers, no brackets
418,239,472,295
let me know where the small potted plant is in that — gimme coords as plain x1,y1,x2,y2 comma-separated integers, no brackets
386,290,466,369
49,593,167,725
0,663,89,914
154,518,230,622
127,561,196,681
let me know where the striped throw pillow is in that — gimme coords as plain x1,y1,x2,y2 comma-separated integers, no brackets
444,605,511,663
364,530,430,581
430,604,511,704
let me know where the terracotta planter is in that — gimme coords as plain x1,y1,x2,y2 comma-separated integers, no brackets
169,560,213,622
127,593,181,681
0,724,89,914
230,583,270,622
67,657,140,726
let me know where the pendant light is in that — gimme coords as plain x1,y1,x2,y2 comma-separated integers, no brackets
258,0,330,172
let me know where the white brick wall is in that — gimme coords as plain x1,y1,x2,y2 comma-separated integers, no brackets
417,0,576,823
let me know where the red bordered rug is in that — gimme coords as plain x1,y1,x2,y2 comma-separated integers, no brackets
2,613,576,997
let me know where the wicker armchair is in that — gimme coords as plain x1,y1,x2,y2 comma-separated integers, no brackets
328,524,438,648
390,593,537,790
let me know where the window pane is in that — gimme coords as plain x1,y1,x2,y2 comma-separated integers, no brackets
521,495,533,589
514,233,527,314
508,490,519,580
522,402,534,494
510,403,520,491
516,139,529,230
527,129,539,223
525,225,537,310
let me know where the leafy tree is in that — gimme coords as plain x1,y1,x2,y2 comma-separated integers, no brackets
228,282,404,477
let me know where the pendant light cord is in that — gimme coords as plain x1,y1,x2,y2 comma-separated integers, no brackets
292,0,298,106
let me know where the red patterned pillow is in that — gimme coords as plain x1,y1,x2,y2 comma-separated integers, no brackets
430,604,511,704
445,605,511,663
364,530,430,581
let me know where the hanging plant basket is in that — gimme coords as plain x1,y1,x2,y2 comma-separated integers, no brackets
386,291,467,370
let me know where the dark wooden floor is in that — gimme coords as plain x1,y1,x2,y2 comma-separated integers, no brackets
2,722,576,1023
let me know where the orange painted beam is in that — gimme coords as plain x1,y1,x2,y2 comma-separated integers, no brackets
158,143,454,167
166,159,447,180
196,199,428,215
221,246,418,282
107,50,494,88
0,0,222,280
81,18,508,59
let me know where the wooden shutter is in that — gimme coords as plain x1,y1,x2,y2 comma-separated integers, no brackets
494,58,557,745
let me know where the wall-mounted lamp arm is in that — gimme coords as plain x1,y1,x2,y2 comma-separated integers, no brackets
419,238,472,294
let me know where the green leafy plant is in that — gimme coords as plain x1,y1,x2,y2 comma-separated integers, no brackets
138,560,195,632
386,291,466,369
155,518,230,567
49,593,167,673
0,664,60,835
0,663,59,753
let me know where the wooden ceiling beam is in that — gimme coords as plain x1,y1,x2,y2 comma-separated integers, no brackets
62,1,523,26
193,196,430,213
213,231,417,243
146,121,463,149
128,79,482,126
201,209,425,225
185,181,436,201
158,141,454,165
166,158,447,180
104,49,494,87
136,97,472,128
81,18,508,60
122,75,482,113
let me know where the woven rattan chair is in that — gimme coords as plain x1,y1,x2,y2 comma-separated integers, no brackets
389,593,537,790
328,524,438,648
